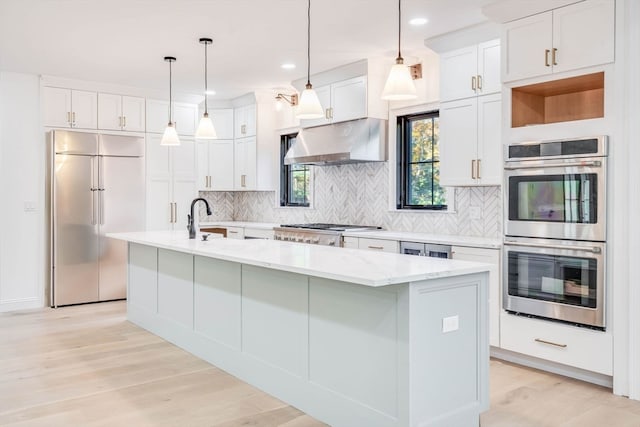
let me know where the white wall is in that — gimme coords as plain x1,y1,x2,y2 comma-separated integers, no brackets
0,72,45,311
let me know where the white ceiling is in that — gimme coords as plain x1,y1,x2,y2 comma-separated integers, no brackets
0,0,493,101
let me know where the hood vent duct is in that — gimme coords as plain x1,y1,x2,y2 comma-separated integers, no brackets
284,118,388,166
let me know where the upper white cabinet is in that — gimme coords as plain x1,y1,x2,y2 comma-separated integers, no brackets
503,1,615,82
234,136,257,190
98,93,145,132
210,108,234,140
300,76,368,128
43,87,97,129
234,104,257,138
440,93,502,186
440,40,501,102
146,100,198,136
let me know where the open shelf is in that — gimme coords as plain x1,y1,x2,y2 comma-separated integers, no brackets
511,72,604,128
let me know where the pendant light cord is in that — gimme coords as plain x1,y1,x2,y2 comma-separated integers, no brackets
306,0,311,87
169,59,173,123
397,0,402,61
204,42,209,114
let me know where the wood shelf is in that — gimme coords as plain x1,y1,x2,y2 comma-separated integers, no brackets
511,72,604,127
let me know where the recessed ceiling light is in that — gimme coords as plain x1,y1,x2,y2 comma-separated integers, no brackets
409,17,428,26
205,90,216,95
281,63,296,70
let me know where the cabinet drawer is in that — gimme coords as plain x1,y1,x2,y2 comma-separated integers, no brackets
244,228,274,239
358,238,398,253
226,227,245,239
500,313,612,375
342,236,359,249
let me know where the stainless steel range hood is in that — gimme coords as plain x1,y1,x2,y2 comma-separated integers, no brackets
284,118,388,166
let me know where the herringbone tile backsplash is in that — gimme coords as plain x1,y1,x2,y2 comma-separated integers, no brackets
200,162,501,238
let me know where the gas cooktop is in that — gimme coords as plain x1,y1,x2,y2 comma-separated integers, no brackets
279,223,381,232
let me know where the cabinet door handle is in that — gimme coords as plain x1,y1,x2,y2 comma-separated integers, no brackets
72,112,76,124
534,338,567,348
471,159,476,179
471,76,476,91
477,75,482,90
545,49,551,67
241,174,246,187
118,116,122,128
552,48,558,66
329,107,334,119
241,124,246,135
477,159,481,179
325,108,330,120
67,112,71,124
169,202,173,223
208,175,212,188
123,116,127,128
367,245,384,250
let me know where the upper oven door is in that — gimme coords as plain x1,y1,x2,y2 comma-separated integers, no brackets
504,157,606,241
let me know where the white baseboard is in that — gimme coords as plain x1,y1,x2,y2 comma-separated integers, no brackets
491,346,614,389
0,297,43,313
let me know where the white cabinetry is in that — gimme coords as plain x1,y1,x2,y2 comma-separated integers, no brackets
196,108,235,191
357,237,399,253
440,93,502,186
501,312,612,375
440,39,501,102
300,76,368,128
146,100,198,136
43,87,97,129
225,226,245,239
145,134,197,231
452,246,501,347
98,93,145,132
234,104,256,138
231,98,277,191
234,136,257,190
197,140,234,191
503,1,615,82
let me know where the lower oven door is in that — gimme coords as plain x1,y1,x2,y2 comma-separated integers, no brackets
503,237,605,328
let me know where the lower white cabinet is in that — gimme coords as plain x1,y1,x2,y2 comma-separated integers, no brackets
500,312,612,375
196,139,234,191
145,134,197,231
452,246,501,347
342,236,359,249
225,226,245,239
357,238,399,253
244,227,274,239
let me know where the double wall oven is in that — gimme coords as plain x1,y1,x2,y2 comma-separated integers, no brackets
503,136,608,329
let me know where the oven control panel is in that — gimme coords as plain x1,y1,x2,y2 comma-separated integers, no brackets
273,229,341,247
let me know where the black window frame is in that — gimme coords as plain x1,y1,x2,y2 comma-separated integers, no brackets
396,110,447,210
280,133,310,207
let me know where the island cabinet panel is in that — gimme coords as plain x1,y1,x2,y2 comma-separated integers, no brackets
241,265,308,378
193,257,241,350
308,278,399,418
157,249,194,329
128,243,158,313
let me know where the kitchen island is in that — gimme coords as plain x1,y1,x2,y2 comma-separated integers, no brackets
108,231,491,427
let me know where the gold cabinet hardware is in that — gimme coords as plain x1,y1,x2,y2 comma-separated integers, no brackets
123,116,127,128
477,159,481,179
72,112,76,124
471,76,476,91
67,112,71,124
552,48,558,66
241,174,246,187
477,75,482,90
471,159,476,179
534,338,567,348
368,246,384,250
545,49,551,67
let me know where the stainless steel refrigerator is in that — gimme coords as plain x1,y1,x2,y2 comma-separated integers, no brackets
50,130,145,307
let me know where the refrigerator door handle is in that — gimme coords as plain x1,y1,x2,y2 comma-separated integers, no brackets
98,156,104,225
90,157,97,225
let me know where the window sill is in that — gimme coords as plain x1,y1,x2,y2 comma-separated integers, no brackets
389,207,457,214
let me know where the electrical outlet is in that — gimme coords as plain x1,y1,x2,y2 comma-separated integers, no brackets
23,201,37,212
442,315,459,333
469,206,482,220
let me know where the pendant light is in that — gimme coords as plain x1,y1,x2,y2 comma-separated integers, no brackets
381,0,418,101
296,0,324,119
161,56,180,146
195,37,218,139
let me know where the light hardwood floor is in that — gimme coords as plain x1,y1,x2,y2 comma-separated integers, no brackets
1,301,639,427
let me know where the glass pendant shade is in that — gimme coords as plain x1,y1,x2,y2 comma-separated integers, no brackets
195,113,217,139
161,123,180,146
297,86,324,119
381,61,418,101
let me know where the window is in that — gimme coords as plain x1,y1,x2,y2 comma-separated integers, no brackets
280,133,310,207
396,111,447,210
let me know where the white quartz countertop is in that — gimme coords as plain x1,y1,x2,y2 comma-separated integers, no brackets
108,231,491,287
342,230,502,249
198,221,280,230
